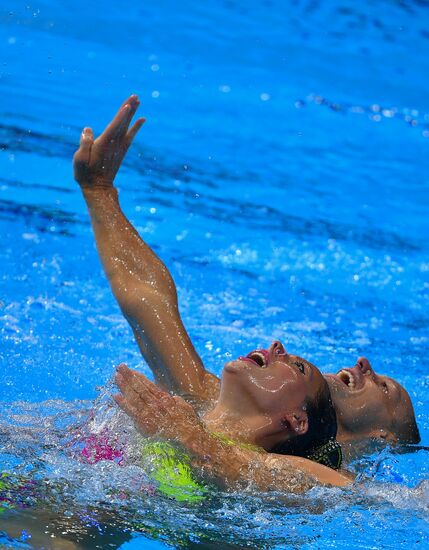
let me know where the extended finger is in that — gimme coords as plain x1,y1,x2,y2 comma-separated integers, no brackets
115,365,173,416
135,373,173,404
126,118,145,148
115,372,147,408
101,95,140,142
80,127,94,147
75,127,94,162
115,368,161,410
114,392,162,434
118,94,139,112
116,364,149,394
116,364,166,400
114,393,140,421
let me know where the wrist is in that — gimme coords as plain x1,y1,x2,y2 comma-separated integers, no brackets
81,183,118,200
79,177,115,190
178,423,210,456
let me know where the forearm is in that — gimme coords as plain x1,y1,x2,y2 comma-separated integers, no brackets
181,429,250,489
82,186,176,300
82,187,208,398
83,186,218,404
177,429,323,493
75,97,218,406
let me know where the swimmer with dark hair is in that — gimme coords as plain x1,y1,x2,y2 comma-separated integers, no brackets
73,95,419,492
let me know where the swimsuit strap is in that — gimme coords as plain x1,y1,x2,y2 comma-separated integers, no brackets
306,438,343,470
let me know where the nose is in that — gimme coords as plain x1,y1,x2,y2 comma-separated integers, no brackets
270,340,286,356
356,356,372,374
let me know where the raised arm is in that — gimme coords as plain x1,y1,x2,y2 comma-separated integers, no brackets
73,95,219,409
115,365,353,492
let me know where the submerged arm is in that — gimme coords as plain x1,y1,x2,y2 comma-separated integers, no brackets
73,96,219,408
115,365,352,492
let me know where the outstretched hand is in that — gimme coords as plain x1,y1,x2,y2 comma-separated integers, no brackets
73,95,145,189
114,364,203,444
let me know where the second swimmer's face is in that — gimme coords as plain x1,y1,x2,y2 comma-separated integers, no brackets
326,357,419,443
220,340,325,426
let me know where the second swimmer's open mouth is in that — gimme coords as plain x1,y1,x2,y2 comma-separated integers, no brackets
337,369,357,389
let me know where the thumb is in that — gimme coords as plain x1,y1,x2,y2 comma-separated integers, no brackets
77,127,94,162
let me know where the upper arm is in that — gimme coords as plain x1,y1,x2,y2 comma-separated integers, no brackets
262,454,353,489
229,451,352,493
114,282,220,410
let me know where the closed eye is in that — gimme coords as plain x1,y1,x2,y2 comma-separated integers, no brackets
294,361,306,374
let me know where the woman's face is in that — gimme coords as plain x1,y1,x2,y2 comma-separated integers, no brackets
219,341,326,427
325,357,419,442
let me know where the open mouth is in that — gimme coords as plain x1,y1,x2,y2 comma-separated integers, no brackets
335,366,366,391
245,350,269,368
337,369,356,389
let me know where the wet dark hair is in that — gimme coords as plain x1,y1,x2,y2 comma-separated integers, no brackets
271,378,340,467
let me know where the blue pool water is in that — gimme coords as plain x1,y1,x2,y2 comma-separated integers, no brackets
0,0,428,547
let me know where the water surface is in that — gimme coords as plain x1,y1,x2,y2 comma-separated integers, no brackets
0,1,428,548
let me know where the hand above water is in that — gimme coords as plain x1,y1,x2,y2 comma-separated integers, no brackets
73,95,145,189
114,364,204,445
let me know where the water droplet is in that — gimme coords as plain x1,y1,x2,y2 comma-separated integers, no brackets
219,85,231,93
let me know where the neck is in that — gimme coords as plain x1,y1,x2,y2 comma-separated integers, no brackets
336,418,384,444
335,421,351,442
202,406,257,445
202,403,289,451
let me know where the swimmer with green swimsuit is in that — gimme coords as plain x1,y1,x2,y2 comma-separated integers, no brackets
113,363,351,493
73,95,354,492
74,94,420,463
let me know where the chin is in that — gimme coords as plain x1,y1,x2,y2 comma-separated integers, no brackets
223,362,238,375
223,359,248,374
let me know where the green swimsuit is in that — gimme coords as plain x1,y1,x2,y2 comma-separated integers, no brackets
140,434,265,503
141,441,208,503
